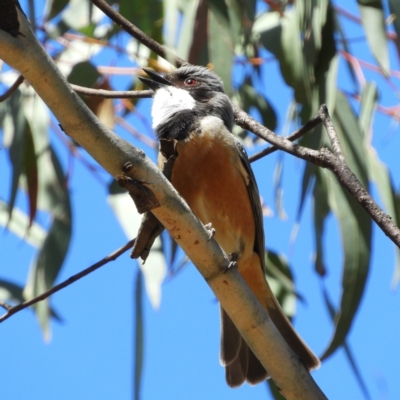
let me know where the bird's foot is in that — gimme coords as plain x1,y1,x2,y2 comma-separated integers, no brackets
204,223,216,241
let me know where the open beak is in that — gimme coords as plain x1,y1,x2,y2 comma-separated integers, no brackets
139,68,173,91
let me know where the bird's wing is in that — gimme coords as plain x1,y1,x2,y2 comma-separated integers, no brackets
233,138,266,274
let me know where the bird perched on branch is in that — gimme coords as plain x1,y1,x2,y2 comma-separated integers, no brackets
140,64,320,387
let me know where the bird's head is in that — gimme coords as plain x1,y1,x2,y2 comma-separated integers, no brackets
140,65,233,140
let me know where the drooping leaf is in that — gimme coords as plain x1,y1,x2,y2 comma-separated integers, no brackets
133,268,144,400
107,180,166,309
85,78,115,129
264,250,298,318
238,81,277,130
389,0,400,53
254,8,310,105
359,83,400,286
120,0,163,36
267,379,287,400
313,170,330,277
0,279,63,322
0,201,46,248
7,90,26,222
45,0,70,20
176,0,200,61
358,0,390,76
61,0,102,32
0,279,27,305
320,91,372,360
24,148,72,340
67,61,101,88
187,0,209,65
322,286,372,400
24,212,71,339
22,121,38,226
208,0,234,94
335,20,359,91
273,154,287,220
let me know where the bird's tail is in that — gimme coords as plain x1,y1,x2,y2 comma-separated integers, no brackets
220,252,320,388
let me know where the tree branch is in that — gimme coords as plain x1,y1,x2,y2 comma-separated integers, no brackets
0,8,326,400
249,115,323,163
71,83,154,99
0,73,24,101
235,104,400,248
0,239,136,323
91,0,185,67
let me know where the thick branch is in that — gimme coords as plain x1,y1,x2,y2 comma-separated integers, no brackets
0,239,135,322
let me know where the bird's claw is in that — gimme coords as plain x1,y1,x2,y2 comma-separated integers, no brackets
204,223,216,241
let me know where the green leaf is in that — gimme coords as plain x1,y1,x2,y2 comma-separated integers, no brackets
45,0,70,20
358,0,390,76
120,0,163,36
254,9,311,105
320,92,372,360
67,61,101,88
253,11,282,57
359,83,400,286
267,379,287,400
175,0,200,61
238,81,277,130
0,279,26,304
24,148,72,340
107,181,167,309
313,170,330,277
133,269,144,400
0,279,63,322
322,286,372,400
24,213,71,339
22,122,38,226
273,155,287,220
389,0,400,53
0,201,46,248
7,90,26,222
264,250,298,318
208,0,234,95
186,0,209,65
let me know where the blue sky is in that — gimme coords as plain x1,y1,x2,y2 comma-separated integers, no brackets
1,1,400,399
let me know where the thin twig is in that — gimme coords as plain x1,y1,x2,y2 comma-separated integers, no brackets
249,115,322,163
0,239,135,323
0,74,24,102
0,301,12,311
319,105,346,163
71,83,153,99
91,0,185,67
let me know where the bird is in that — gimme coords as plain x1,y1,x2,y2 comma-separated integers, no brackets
139,64,320,387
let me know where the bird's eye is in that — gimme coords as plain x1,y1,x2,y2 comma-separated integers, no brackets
184,78,197,86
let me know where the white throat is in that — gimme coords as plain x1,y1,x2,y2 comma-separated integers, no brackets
151,86,195,130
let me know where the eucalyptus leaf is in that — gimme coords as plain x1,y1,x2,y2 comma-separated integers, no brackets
320,92,372,360
107,181,167,309
358,0,390,76
208,0,234,95
24,148,72,340
45,0,69,20
389,0,400,52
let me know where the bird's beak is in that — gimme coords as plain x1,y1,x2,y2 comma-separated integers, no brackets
139,68,173,91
